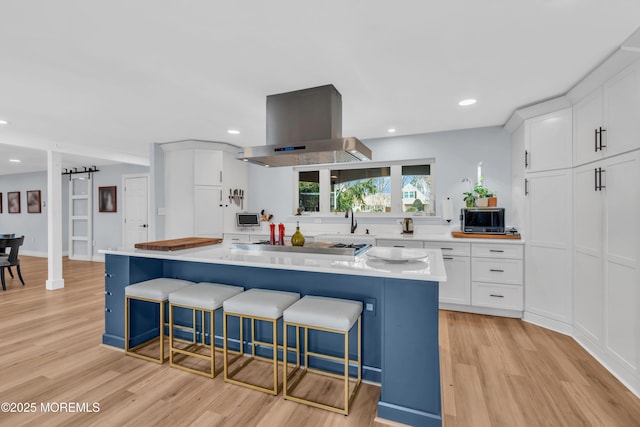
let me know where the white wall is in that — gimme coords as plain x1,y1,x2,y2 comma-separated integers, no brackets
0,163,148,256
247,125,513,230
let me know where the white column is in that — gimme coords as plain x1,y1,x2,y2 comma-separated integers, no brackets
46,150,65,290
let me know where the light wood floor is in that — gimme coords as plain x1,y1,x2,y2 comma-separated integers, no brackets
0,257,638,427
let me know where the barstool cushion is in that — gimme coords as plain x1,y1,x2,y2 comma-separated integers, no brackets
125,278,194,301
223,288,300,319
169,282,244,310
284,296,363,332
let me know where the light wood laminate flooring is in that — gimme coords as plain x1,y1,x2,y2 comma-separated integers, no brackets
0,256,638,426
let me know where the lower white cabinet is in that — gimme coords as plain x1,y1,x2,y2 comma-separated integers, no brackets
426,240,524,316
471,282,524,311
376,239,424,248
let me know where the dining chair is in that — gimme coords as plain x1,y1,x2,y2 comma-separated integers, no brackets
0,236,25,291
0,234,16,278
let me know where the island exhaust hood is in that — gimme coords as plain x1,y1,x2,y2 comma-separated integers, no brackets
236,84,372,167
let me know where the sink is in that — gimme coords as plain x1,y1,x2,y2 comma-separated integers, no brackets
232,241,372,256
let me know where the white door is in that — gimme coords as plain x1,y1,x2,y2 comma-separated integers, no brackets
123,175,149,249
573,163,604,345
603,152,639,375
573,87,604,166
194,186,223,237
524,169,573,328
68,176,93,261
438,256,471,305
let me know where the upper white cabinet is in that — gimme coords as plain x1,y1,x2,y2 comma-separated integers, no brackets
574,61,640,166
164,143,247,239
194,149,223,186
524,108,572,172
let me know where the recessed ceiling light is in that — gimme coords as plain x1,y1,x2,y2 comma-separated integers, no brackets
9,159,21,163
264,164,270,168
458,99,477,106
387,128,396,133
0,120,8,125
227,129,240,135
242,158,248,162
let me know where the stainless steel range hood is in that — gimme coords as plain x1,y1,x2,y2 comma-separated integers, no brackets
237,85,372,167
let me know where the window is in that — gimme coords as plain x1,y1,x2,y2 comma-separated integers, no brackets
402,164,432,213
330,167,391,213
296,159,434,216
298,170,320,212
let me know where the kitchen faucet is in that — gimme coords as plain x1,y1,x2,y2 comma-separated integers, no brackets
345,207,357,234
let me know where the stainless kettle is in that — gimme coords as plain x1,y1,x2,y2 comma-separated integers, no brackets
402,218,414,234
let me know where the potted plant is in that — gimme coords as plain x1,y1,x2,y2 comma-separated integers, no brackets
473,182,494,207
463,191,476,208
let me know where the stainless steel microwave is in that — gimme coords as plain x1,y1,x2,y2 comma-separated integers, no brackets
460,208,505,234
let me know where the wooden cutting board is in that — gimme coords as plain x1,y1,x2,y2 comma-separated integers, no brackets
134,237,223,251
451,231,521,240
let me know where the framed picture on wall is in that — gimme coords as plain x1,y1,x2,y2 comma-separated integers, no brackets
8,191,20,213
27,190,41,213
99,186,117,212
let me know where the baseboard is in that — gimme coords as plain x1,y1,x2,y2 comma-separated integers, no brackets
523,311,573,336
20,250,70,258
439,303,522,318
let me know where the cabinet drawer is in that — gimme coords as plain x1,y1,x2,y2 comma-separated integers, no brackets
376,239,424,248
472,243,523,259
472,258,523,285
224,233,250,243
472,282,523,311
425,241,470,256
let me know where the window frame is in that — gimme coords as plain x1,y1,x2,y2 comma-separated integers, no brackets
293,158,436,216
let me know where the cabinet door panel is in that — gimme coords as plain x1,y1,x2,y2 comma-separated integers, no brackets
605,262,638,373
573,163,604,344
471,282,523,311
525,108,572,172
471,258,523,285
574,88,603,166
194,186,223,237
439,256,470,305
604,63,640,156
194,150,223,186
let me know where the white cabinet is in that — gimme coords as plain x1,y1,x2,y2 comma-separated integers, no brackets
425,242,471,305
164,144,247,239
524,108,573,172
574,61,640,166
376,239,424,248
524,169,573,333
470,242,524,311
427,240,524,316
573,150,640,390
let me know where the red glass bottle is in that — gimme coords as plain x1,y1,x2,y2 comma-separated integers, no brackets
278,223,285,245
269,223,276,245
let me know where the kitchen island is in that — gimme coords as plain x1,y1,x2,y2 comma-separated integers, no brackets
101,244,446,427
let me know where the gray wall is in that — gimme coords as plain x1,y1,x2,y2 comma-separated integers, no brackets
247,125,513,225
0,163,149,256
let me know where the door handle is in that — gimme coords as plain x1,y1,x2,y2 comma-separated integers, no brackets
524,178,529,195
525,150,529,168
596,127,607,151
140,224,148,228
598,168,605,191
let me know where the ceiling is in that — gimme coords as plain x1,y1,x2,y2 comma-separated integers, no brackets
1,0,639,175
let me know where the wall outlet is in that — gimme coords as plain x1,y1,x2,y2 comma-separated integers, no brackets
364,297,376,315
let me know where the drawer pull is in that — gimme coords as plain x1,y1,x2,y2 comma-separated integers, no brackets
489,294,504,298
490,269,505,272
443,256,454,260
489,249,504,253
441,247,454,250
393,245,405,248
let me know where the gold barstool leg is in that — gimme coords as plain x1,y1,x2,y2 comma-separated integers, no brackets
124,296,166,364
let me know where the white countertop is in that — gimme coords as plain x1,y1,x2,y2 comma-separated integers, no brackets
101,242,447,283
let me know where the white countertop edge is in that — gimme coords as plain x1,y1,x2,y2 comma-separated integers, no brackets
100,246,447,283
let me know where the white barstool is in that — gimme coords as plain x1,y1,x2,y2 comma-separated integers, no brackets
283,295,362,415
124,278,194,363
168,282,244,378
222,288,300,395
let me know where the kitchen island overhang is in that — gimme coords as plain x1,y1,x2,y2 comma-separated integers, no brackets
101,245,446,427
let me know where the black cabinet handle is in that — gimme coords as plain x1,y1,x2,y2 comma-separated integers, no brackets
441,247,454,250
524,178,529,195
598,168,605,191
595,168,599,191
393,245,405,248
597,127,607,150
443,256,454,260
489,249,504,253
594,128,598,152
525,150,529,168
489,294,504,298
490,269,505,272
